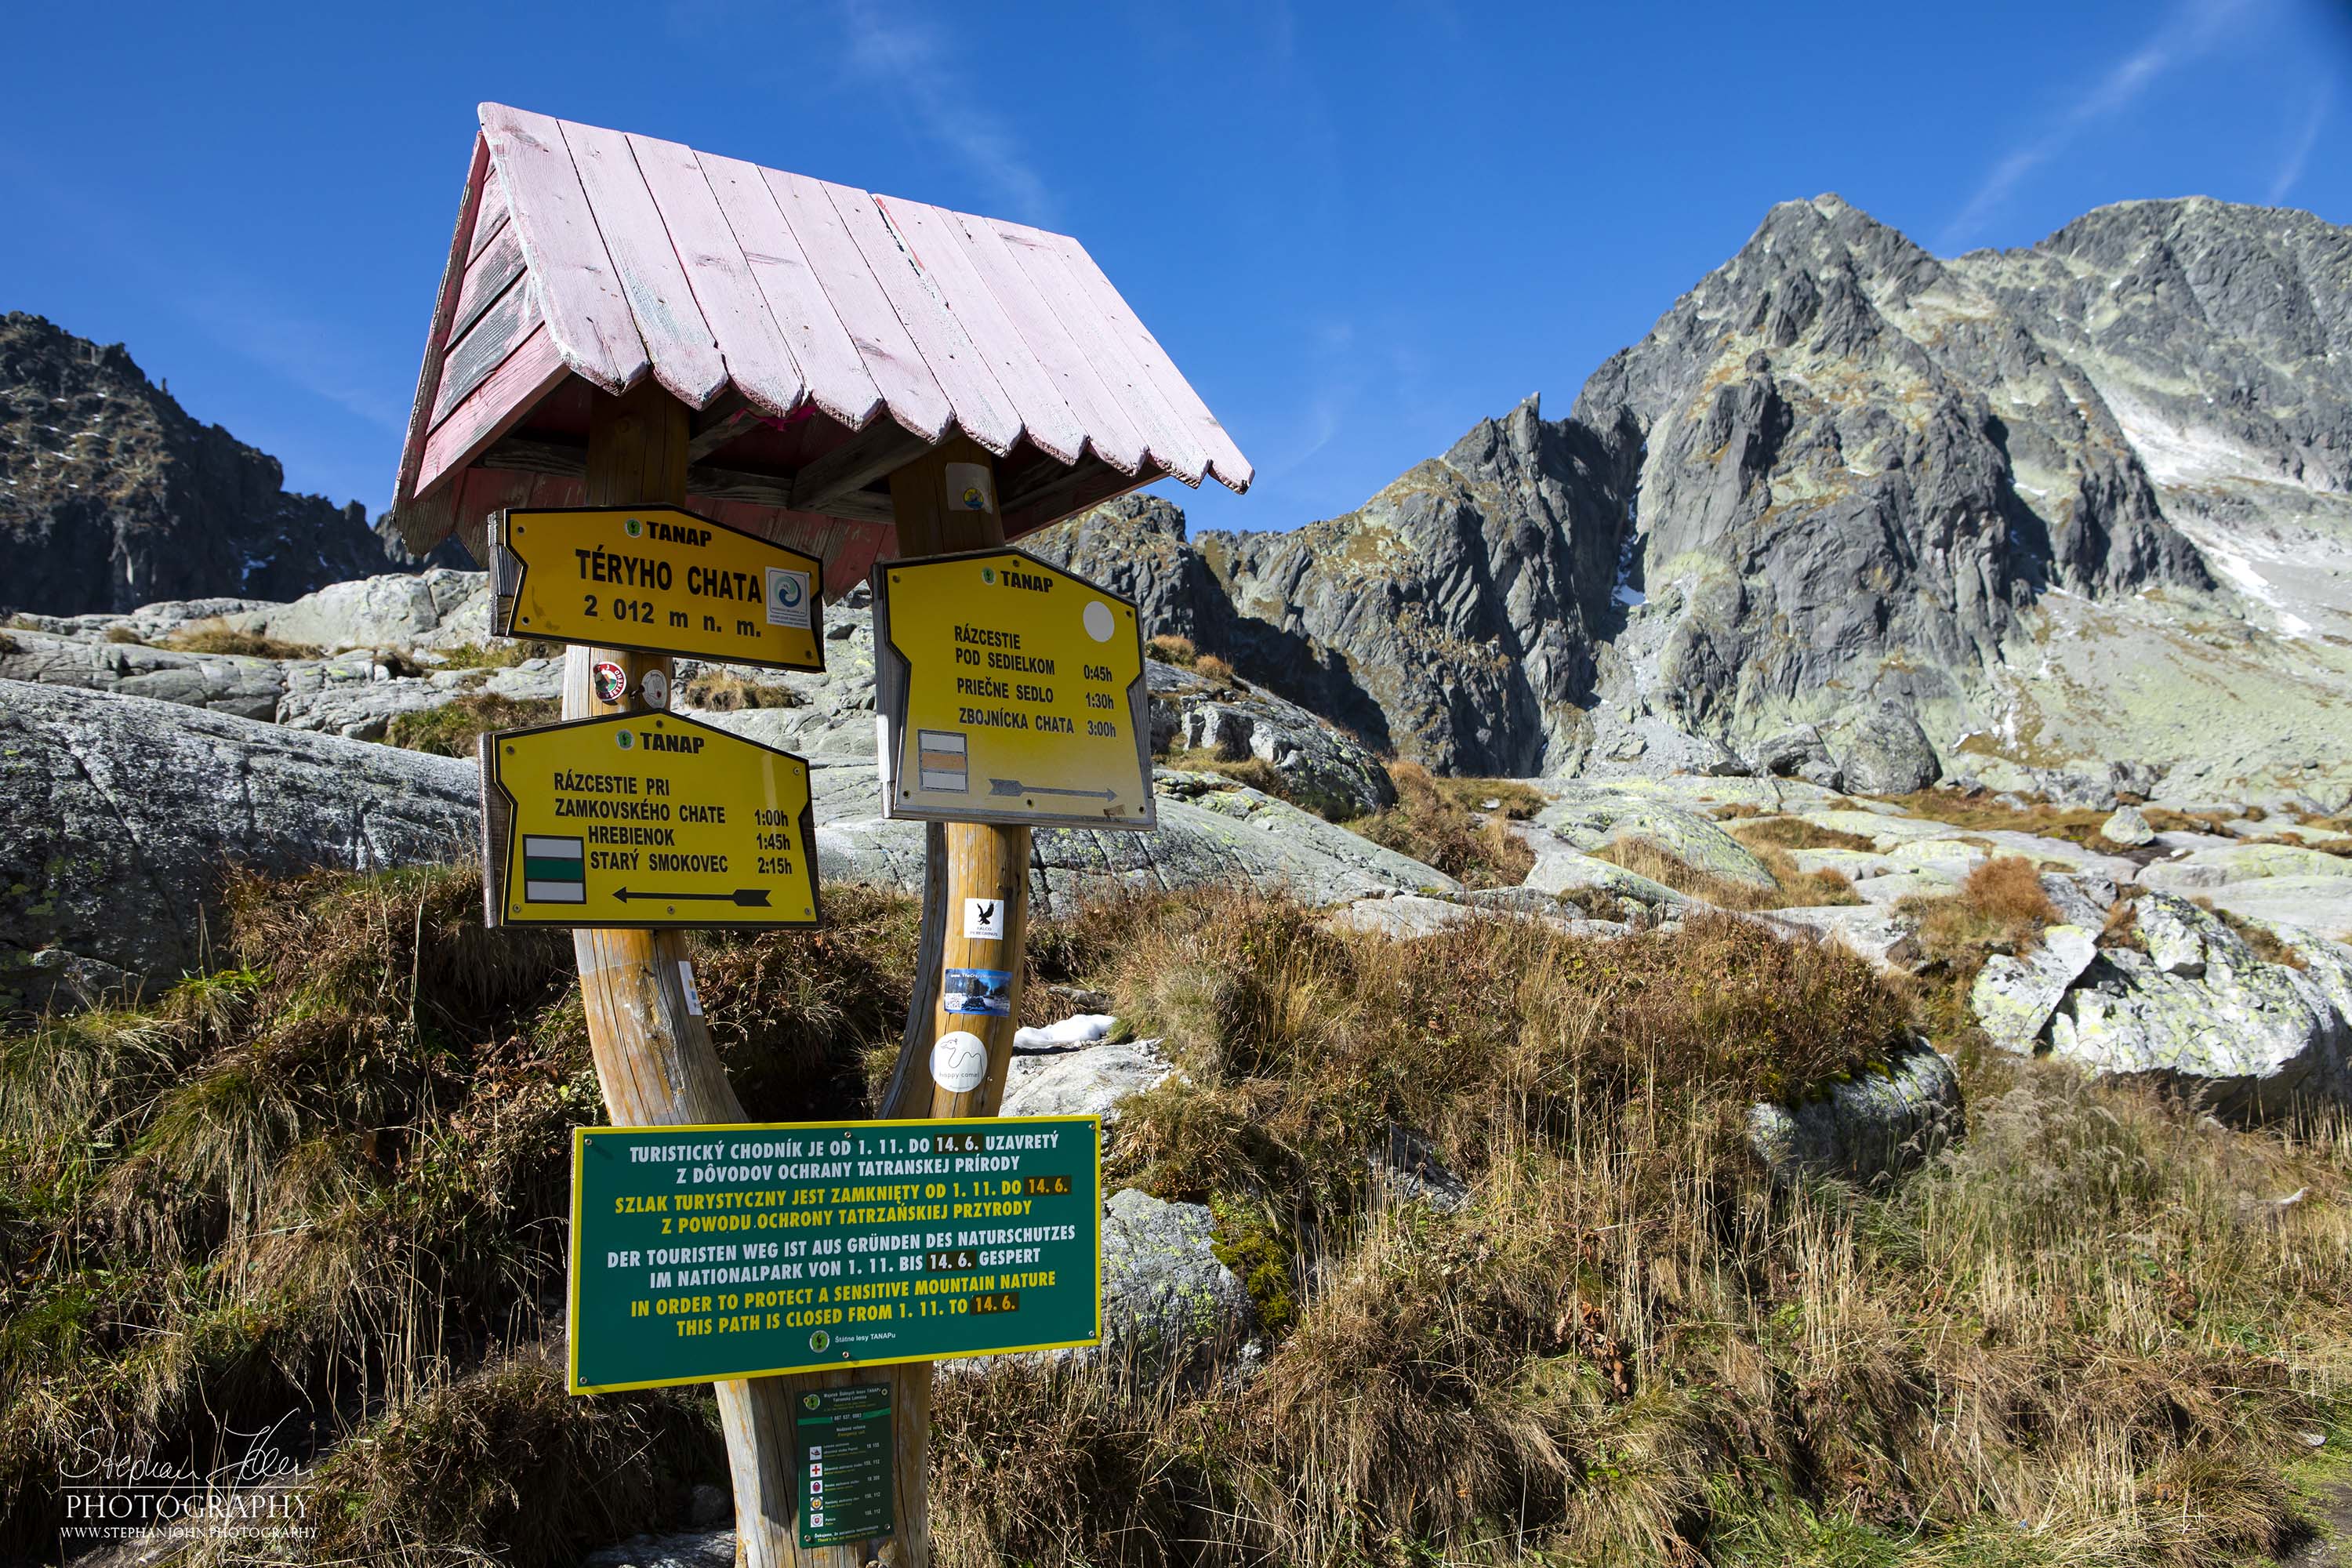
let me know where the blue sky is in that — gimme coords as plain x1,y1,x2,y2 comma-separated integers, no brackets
3,0,2346,535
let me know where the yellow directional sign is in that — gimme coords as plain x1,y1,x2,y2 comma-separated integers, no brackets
490,506,825,670
478,711,821,930
873,550,1153,831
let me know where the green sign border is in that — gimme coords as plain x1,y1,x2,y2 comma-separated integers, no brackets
566,1115,1104,1395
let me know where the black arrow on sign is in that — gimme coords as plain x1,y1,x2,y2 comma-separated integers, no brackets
987,779,1117,800
613,887,773,906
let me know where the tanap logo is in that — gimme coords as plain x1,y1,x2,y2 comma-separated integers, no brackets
624,517,643,538
615,731,635,750
808,1329,831,1353
803,1394,821,1411
982,567,996,584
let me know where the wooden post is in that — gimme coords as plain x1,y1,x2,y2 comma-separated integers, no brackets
563,378,804,1568
858,437,1034,1568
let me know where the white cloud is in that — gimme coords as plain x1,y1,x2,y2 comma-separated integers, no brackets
1940,0,2256,249
836,0,1054,223
2267,83,2332,203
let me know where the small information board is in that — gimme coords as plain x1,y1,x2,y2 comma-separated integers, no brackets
873,550,1154,830
479,711,820,930
795,1384,894,1549
490,506,826,670
567,1116,1102,1393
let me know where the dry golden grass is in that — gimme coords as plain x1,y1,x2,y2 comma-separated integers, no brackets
927,888,2352,1566
1351,760,1537,887
0,867,921,1564
382,691,561,756
1731,815,1881,853
1145,633,1198,666
157,624,325,659
1192,652,1237,688
1900,855,2058,971
1874,791,2243,848
1595,837,1860,910
13,874,2352,1566
681,667,800,711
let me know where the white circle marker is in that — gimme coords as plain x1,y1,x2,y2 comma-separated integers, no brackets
930,1030,988,1093
1083,601,1116,642
639,669,670,710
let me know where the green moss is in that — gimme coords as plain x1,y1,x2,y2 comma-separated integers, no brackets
1208,1195,1300,1338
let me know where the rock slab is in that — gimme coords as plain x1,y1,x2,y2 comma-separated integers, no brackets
0,680,478,1011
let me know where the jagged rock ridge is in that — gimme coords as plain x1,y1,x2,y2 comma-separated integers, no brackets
0,312,446,615
1042,197,2352,807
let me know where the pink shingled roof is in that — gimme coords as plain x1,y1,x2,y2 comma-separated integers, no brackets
390,103,1250,569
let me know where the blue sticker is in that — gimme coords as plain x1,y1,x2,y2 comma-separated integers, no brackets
942,967,1013,1017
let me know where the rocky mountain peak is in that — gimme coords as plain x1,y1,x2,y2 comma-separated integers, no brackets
1047,195,2352,806
0,312,437,615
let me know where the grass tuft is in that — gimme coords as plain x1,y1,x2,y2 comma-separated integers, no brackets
1351,760,1537,887
158,626,325,660
682,668,800,711
383,692,562,757
1145,633,1198,666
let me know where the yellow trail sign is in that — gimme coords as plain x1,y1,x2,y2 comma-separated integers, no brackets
490,506,825,670
873,549,1153,831
478,711,821,930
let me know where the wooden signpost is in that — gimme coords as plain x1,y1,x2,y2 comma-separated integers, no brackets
397,104,1251,1568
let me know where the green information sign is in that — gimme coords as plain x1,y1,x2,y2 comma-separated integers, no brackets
567,1116,1102,1394
796,1383,893,1549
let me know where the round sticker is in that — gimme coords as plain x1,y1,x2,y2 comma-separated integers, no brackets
639,669,670,710
1082,601,1116,642
615,730,635,750
592,660,627,705
930,1030,988,1094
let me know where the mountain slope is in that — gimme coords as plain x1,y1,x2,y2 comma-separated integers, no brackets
1046,196,2352,808
0,312,438,615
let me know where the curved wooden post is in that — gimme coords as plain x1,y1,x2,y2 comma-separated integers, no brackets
563,378,805,1568
862,437,1034,1568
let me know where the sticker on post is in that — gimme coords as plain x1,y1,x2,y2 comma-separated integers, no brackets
942,968,1012,1017
964,898,1006,941
592,662,627,706
946,463,994,514
930,1030,987,1093
639,668,670,710
766,567,812,630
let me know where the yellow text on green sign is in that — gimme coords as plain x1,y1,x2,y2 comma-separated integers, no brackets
873,550,1152,831
479,711,820,930
491,506,825,670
